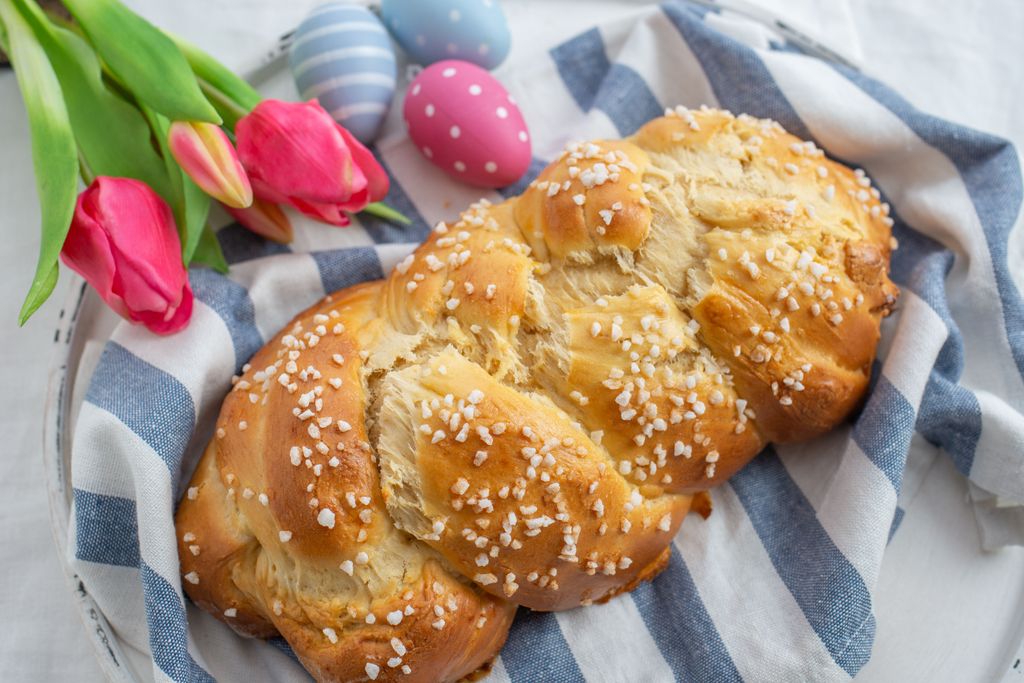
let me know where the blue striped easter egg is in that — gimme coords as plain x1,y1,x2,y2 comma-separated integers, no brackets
288,3,397,144
381,0,511,70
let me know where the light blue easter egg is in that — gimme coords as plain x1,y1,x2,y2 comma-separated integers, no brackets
289,3,397,144
381,0,510,70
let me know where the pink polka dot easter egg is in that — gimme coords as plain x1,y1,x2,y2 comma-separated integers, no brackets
404,60,531,188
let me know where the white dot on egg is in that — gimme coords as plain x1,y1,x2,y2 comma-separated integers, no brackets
518,131,528,142
454,161,466,172
450,9,461,22
450,125,461,139
425,104,435,117
442,67,457,78
423,147,433,159
496,107,508,119
412,84,421,96
468,84,482,96
485,161,497,173
478,43,490,55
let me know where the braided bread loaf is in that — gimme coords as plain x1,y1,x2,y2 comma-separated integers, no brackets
176,108,897,682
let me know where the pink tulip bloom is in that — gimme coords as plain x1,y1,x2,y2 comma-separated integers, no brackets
168,121,253,209
61,177,193,335
226,197,294,244
235,99,389,226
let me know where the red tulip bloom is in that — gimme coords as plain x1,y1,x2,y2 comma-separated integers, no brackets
61,177,193,335
235,99,389,226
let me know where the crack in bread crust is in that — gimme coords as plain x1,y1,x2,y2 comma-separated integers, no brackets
176,107,897,683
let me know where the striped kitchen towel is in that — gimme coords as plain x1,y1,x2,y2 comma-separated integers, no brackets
67,2,1024,681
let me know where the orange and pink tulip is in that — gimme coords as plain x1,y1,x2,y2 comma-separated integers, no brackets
168,120,253,209
226,197,294,244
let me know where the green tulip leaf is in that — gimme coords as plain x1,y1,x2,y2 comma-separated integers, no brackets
0,14,9,51
27,264,60,320
142,107,211,264
363,202,412,225
179,175,212,263
61,0,220,124
0,0,79,325
13,0,172,201
192,77,251,132
191,225,229,274
172,34,261,123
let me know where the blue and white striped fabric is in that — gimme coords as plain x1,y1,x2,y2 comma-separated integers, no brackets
68,3,1024,681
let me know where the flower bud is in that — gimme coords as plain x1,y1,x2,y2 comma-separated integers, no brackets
226,197,293,244
235,99,388,226
61,177,193,334
168,121,253,208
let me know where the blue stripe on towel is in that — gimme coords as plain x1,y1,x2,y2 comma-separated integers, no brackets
500,157,549,199
310,247,385,294
549,27,662,135
550,28,611,113
852,376,916,491
140,563,216,683
189,269,264,371
838,614,876,675
216,222,292,265
919,376,982,478
889,222,983,474
360,155,432,243
888,507,906,543
595,63,664,136
74,489,140,568
502,611,586,683
85,342,196,476
631,548,743,682
660,3,813,140
731,448,875,676
267,638,302,665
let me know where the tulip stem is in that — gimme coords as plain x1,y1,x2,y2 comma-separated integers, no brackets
78,151,96,186
362,202,411,225
196,76,250,131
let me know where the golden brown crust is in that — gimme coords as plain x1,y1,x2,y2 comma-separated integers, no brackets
277,562,514,683
177,443,276,639
515,139,652,259
177,287,515,682
376,349,692,611
176,107,897,682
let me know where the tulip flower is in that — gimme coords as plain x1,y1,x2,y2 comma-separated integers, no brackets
235,99,389,226
61,177,193,335
226,197,294,244
168,120,253,208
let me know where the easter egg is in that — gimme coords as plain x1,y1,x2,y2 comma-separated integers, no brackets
381,0,511,70
289,3,396,144
404,60,530,188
